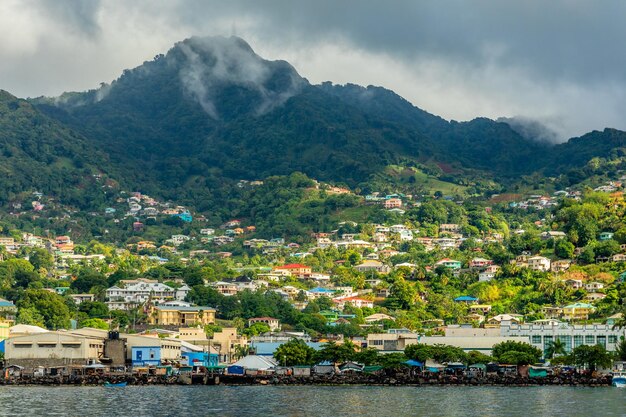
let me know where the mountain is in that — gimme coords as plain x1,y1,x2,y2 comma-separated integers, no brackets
0,90,110,207
9,35,626,209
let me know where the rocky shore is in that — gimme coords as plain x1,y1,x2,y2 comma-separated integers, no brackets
0,370,614,387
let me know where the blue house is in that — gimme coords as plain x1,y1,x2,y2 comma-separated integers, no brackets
454,296,478,304
131,346,161,366
172,211,193,223
182,351,219,367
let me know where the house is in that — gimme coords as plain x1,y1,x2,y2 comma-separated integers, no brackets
0,318,13,341
131,346,161,366
562,302,596,321
354,260,391,274
599,232,615,241
584,281,605,291
366,329,418,352
0,298,17,314
440,224,461,233
383,198,402,209
210,327,248,363
551,260,572,273
468,304,492,314
212,281,239,296
479,270,496,282
364,313,394,323
469,258,493,269
106,280,188,310
584,292,607,303
454,296,478,304
564,279,583,290
319,310,339,322
307,287,337,299
612,254,626,262
334,296,374,309
540,306,563,319
69,294,95,305
484,314,523,328
527,256,551,272
148,305,216,326
540,231,567,240
274,264,312,277
248,317,280,332
465,312,485,324
435,258,462,269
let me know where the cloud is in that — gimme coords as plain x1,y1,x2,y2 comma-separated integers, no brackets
176,36,306,118
1,0,625,140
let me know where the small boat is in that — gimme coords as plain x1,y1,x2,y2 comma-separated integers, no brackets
104,382,127,387
611,371,626,388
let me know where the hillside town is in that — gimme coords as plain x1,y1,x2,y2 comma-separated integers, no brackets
1,177,626,385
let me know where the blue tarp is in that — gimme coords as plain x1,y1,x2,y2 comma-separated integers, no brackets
405,359,424,367
227,365,245,375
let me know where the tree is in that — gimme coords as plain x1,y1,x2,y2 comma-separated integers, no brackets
492,341,542,364
571,344,612,371
614,338,626,362
390,277,417,309
243,322,271,337
314,341,356,364
554,239,575,259
80,318,109,330
274,338,315,366
545,338,567,359
404,344,433,363
78,301,109,318
467,350,493,365
71,269,107,293
27,248,54,271
16,289,72,329
16,306,45,327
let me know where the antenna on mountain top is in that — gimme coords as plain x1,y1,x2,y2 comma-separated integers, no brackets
231,22,237,37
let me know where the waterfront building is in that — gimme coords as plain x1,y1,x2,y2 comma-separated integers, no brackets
501,322,626,356
4,331,104,367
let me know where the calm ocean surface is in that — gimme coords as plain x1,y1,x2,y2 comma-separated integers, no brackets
0,385,624,417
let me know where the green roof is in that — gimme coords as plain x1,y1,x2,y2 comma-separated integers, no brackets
563,302,595,309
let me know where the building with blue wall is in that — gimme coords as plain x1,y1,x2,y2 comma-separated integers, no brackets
182,351,219,367
131,346,161,366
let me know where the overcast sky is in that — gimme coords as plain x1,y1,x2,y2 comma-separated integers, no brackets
1,0,624,140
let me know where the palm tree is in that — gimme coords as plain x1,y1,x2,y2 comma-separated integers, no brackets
545,338,567,359
614,338,626,362
611,305,626,330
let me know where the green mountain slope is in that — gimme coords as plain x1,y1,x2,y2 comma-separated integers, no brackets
6,35,625,210
0,90,109,207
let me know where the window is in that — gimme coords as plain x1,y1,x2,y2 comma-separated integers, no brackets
556,336,572,353
597,336,606,348
371,340,383,346
573,335,583,348
609,335,618,344
531,335,541,344
585,335,595,344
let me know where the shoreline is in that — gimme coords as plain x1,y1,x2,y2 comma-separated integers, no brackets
1,373,614,387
